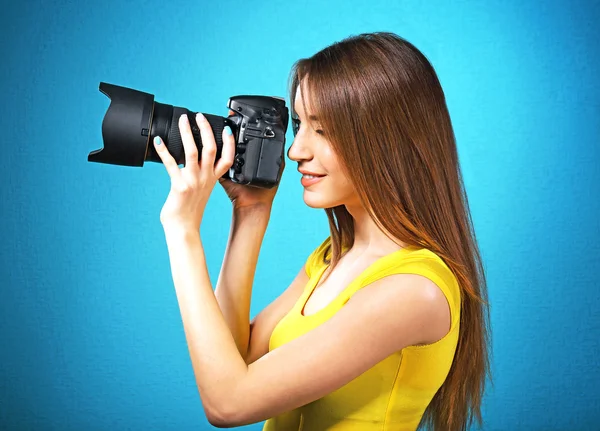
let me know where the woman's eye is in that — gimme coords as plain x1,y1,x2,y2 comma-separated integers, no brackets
292,118,324,136
292,119,300,135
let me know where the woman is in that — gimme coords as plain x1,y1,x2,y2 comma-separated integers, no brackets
153,32,492,430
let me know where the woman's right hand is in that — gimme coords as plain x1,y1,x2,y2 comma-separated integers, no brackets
218,154,285,211
218,108,286,211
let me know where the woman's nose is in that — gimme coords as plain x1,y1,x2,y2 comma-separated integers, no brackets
287,138,311,162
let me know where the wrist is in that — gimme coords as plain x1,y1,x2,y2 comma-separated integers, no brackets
233,203,272,218
162,223,200,240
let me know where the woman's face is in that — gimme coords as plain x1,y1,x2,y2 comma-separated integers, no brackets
287,82,359,209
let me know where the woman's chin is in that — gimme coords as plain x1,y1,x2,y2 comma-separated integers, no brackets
302,192,323,208
303,192,337,209
304,199,324,209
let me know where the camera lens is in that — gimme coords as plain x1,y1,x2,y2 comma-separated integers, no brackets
89,82,232,168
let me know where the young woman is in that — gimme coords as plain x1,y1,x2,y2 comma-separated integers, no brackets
153,32,492,431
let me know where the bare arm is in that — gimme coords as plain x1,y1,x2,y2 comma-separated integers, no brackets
214,205,271,361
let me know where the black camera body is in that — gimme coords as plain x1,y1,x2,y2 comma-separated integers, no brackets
89,82,289,189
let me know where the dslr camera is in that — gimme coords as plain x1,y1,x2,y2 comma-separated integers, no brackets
88,82,289,188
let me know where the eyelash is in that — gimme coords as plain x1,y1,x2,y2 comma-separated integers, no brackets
292,118,324,136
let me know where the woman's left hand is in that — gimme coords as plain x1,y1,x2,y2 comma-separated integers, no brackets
153,112,235,233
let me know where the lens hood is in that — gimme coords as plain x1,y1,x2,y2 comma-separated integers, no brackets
89,82,154,167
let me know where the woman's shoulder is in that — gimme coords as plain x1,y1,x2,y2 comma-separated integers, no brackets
304,237,457,287
304,237,444,270
401,247,454,274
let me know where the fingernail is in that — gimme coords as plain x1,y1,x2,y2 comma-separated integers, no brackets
224,126,232,136
154,136,161,145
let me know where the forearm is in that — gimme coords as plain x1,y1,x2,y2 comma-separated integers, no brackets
214,206,271,360
162,228,248,418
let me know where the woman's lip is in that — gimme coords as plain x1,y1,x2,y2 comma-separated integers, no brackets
301,175,326,187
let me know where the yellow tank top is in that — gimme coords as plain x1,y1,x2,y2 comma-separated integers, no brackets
262,237,461,431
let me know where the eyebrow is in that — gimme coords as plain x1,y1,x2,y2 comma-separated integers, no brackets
293,108,319,121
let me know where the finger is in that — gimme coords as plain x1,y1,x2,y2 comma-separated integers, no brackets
215,125,235,177
197,112,217,176
153,136,182,180
179,114,199,171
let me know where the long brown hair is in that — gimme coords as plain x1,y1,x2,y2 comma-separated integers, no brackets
288,32,492,431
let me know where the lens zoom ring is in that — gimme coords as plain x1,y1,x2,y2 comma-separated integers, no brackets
168,109,226,166
167,108,186,165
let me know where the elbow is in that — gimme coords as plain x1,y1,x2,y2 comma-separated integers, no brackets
204,362,250,427
206,389,245,428
208,393,256,428
207,416,233,428
207,405,242,428
202,393,229,427
207,405,229,428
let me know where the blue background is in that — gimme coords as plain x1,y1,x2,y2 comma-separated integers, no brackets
1,0,598,429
